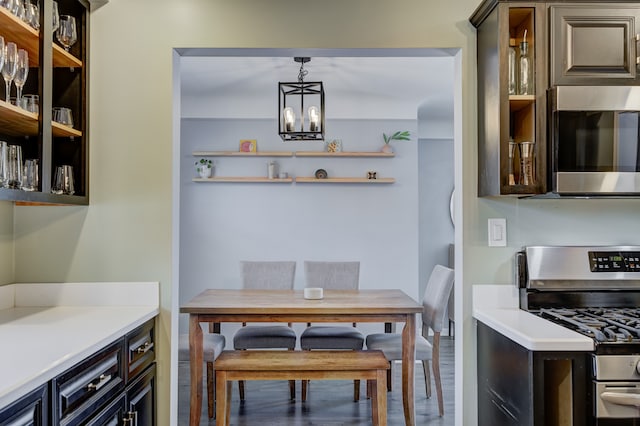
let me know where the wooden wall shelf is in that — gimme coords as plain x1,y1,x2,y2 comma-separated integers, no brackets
193,177,294,183
193,151,293,157
52,121,82,138
0,101,38,136
295,177,395,184
295,151,394,157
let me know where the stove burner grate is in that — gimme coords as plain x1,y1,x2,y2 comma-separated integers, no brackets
538,307,640,343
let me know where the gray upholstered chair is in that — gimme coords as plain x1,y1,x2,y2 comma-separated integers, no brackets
300,261,364,401
179,325,226,419
365,264,454,416
233,261,297,400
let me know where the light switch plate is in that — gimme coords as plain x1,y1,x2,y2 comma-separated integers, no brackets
488,218,507,247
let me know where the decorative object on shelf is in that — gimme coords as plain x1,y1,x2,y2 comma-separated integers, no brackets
325,139,342,153
195,158,213,178
367,171,377,180
314,168,328,179
51,165,74,195
6,144,22,189
508,38,517,95
508,138,516,185
2,41,17,102
279,172,288,179
22,158,37,192
56,15,77,52
53,107,73,127
518,30,533,95
381,130,410,154
239,139,257,152
279,57,325,141
267,160,277,179
0,141,7,188
519,141,535,185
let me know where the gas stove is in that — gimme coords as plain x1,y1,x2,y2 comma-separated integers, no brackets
518,246,640,423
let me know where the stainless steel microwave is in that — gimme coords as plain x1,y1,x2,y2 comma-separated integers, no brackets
550,86,640,195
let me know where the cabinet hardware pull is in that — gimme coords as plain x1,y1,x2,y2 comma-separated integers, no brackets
636,34,640,65
87,373,111,392
123,411,136,426
134,341,154,354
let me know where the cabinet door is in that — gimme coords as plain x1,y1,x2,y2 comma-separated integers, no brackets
0,385,47,426
551,5,640,85
126,364,156,426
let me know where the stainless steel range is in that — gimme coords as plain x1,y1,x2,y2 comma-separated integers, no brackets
518,246,640,424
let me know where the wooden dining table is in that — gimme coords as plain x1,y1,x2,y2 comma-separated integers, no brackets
180,288,423,426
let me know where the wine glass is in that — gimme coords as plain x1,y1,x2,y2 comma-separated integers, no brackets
52,1,59,33
13,49,28,104
2,42,17,102
56,15,77,52
0,37,5,80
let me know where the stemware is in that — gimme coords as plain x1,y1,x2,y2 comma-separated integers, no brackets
0,37,5,80
2,42,17,102
13,49,28,103
52,1,59,33
24,1,39,30
56,15,77,52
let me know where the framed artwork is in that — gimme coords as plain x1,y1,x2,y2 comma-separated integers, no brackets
239,139,257,152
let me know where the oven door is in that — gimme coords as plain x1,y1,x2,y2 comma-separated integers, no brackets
550,86,640,195
595,382,640,418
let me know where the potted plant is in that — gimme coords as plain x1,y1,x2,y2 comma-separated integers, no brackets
381,130,411,153
195,158,213,178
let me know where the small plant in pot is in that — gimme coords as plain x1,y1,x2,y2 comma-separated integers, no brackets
381,130,411,153
195,158,213,178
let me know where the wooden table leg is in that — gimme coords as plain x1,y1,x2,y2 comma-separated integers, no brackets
189,315,203,426
402,314,416,426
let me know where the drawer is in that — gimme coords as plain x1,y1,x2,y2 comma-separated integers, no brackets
125,319,155,382
84,394,126,426
52,339,124,426
0,384,47,426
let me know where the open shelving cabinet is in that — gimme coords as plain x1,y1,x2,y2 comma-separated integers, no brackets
471,2,547,196
0,0,88,205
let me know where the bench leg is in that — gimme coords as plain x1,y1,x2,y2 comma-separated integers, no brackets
371,380,378,426
206,361,214,418
216,371,232,426
376,369,387,426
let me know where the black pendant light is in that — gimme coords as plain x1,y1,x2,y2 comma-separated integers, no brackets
278,57,325,141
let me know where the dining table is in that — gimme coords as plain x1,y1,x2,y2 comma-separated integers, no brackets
180,288,423,426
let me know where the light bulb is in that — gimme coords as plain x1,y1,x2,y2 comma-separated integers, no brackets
283,107,295,132
308,106,319,132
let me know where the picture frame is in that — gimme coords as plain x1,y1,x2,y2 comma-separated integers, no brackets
239,139,257,152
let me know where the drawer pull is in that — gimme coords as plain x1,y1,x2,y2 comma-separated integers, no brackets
87,373,111,392
134,341,154,355
123,411,137,426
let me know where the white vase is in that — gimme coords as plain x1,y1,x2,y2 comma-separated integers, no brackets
197,166,212,178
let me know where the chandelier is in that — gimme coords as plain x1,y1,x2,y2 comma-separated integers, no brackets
278,57,325,141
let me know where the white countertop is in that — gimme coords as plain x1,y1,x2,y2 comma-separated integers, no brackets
473,284,594,352
0,282,159,409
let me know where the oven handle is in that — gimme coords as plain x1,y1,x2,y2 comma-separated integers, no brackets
601,391,640,407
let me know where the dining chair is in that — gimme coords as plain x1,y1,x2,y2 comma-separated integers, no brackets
232,261,297,400
179,325,226,419
365,264,454,416
299,260,364,401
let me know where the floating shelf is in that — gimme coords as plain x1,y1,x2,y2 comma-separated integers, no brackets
193,151,293,157
52,121,82,138
509,95,536,111
0,100,38,136
193,177,294,183
295,177,395,184
295,151,394,157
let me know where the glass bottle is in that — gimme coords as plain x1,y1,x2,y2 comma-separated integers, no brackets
508,38,517,95
508,138,517,185
518,35,533,95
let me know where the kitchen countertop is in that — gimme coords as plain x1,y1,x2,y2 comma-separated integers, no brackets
473,284,593,351
0,282,159,409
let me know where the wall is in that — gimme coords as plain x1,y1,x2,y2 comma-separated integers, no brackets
0,202,13,285
179,118,420,339
11,1,480,426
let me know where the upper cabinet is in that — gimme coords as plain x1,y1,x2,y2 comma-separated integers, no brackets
471,2,548,196
550,5,640,85
0,0,88,205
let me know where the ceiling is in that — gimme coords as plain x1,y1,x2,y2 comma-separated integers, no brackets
179,49,456,122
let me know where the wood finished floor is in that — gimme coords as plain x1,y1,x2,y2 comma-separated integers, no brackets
177,337,454,426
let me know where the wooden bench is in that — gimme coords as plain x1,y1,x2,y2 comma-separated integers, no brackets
214,350,389,425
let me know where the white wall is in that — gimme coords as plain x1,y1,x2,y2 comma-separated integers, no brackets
179,118,420,339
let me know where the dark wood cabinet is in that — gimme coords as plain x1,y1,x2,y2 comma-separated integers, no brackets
0,384,47,426
125,364,156,426
550,5,640,85
0,0,88,205
477,321,589,426
471,2,548,196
